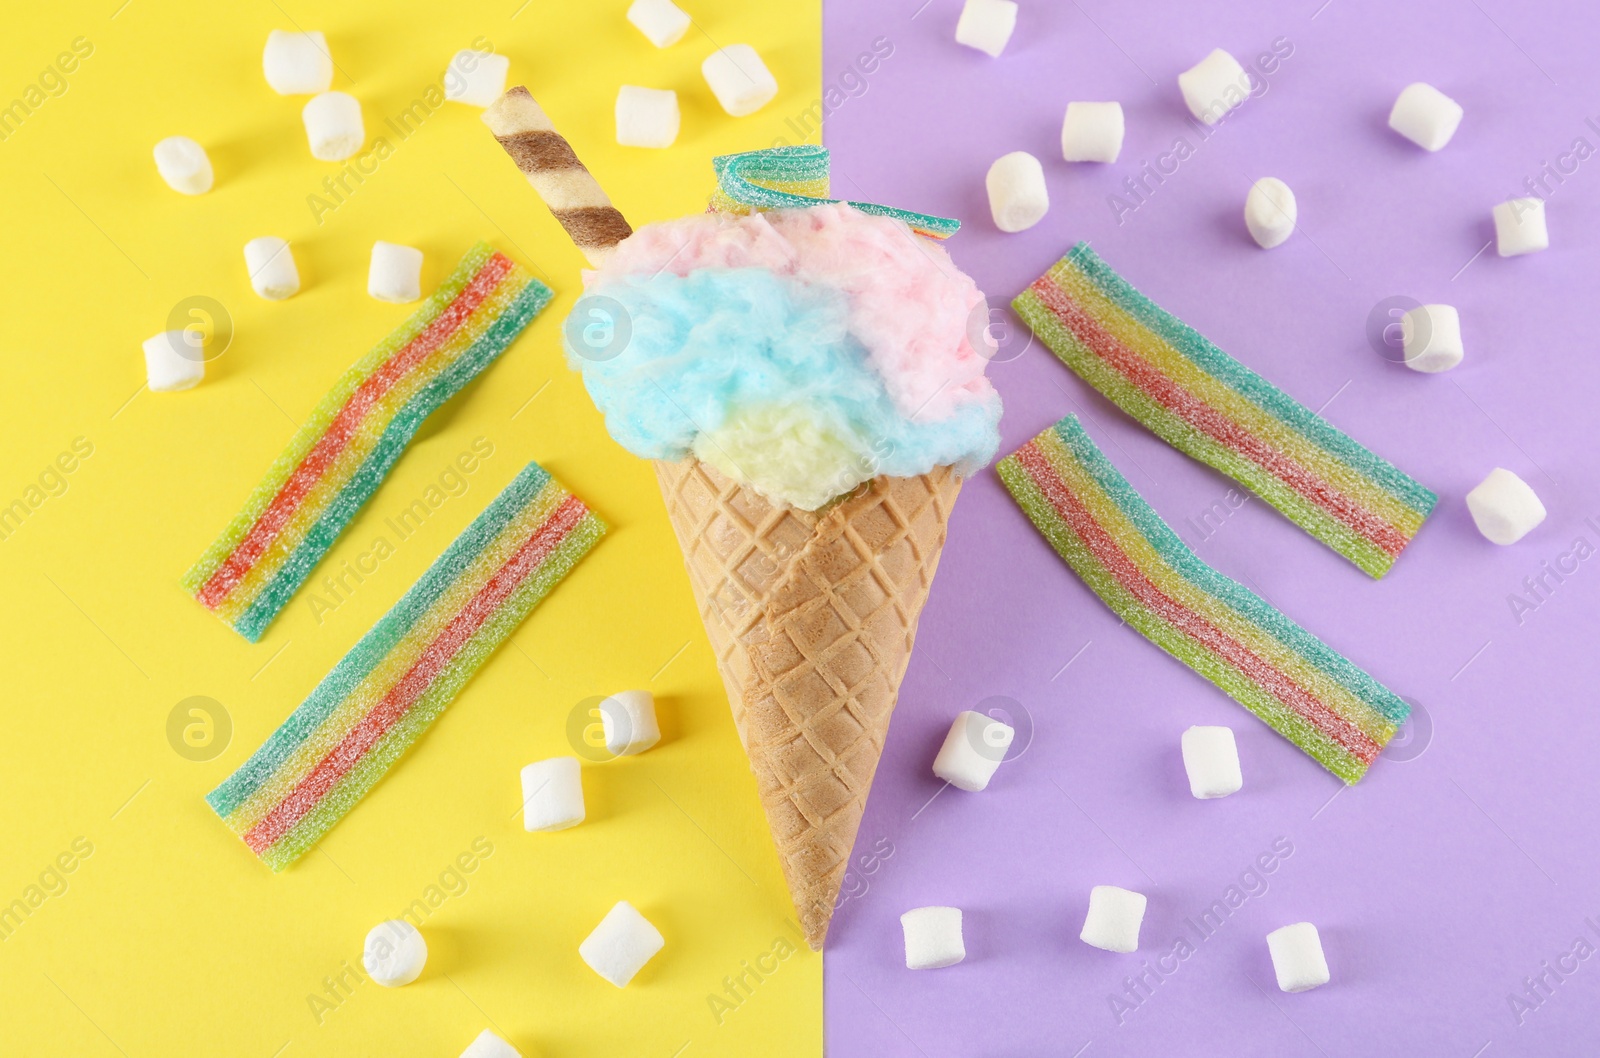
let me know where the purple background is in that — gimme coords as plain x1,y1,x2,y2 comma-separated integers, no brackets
821,1,1600,1054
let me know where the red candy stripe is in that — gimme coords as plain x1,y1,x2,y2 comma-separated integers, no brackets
197,253,514,609
242,494,588,853
1015,441,1381,764
1030,278,1409,558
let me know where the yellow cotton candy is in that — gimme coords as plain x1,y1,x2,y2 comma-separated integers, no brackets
693,404,878,510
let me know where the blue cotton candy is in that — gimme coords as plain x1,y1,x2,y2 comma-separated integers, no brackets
566,266,1002,509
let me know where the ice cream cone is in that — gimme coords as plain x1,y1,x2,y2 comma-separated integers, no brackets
479,98,993,945
653,457,961,949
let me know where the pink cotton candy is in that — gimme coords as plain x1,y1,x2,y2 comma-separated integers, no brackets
592,203,995,422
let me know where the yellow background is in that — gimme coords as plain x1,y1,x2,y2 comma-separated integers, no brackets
0,2,821,1054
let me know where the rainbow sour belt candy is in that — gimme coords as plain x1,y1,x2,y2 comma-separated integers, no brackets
1014,244,1435,578
709,145,961,240
206,461,604,869
183,244,552,641
999,415,1408,784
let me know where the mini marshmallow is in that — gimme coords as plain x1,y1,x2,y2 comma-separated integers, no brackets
955,0,1018,58
600,690,661,756
521,756,585,831
152,136,213,195
901,906,965,969
444,50,510,108
1179,49,1251,125
243,237,300,300
615,86,680,148
1466,468,1546,545
1388,83,1463,152
702,44,778,117
932,710,1015,792
363,919,427,987
1266,922,1330,992
1244,177,1296,250
1181,726,1242,799
1061,101,1124,163
460,1029,521,1058
580,901,665,987
1494,197,1548,257
302,91,364,162
986,151,1048,233
263,30,334,95
368,241,424,304
142,331,204,392
627,0,691,48
1400,304,1462,373
1080,885,1147,953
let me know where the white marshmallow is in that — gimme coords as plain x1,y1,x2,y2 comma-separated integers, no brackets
152,136,213,195
444,51,510,108
1388,83,1463,152
701,44,778,117
1400,304,1462,373
615,86,680,149
985,151,1048,233
955,0,1018,58
1060,101,1123,163
600,690,661,756
1266,922,1330,992
901,906,965,969
627,0,691,48
460,1029,521,1058
1466,468,1546,545
142,331,204,392
1080,885,1147,953
521,756,585,831
580,901,665,987
362,919,427,987
302,91,364,161
243,236,300,300
1179,49,1251,125
1494,197,1548,257
263,30,334,95
932,710,1015,792
368,241,424,304
1244,177,1297,250
1181,726,1242,799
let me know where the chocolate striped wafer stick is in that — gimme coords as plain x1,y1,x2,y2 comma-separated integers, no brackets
482,86,633,267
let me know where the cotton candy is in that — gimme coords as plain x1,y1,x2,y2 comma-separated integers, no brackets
574,205,1002,509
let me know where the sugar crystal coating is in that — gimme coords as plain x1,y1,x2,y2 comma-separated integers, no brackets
183,244,553,640
205,460,605,867
1012,243,1435,578
997,415,1412,784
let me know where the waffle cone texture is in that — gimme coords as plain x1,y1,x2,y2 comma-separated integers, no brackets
653,458,961,949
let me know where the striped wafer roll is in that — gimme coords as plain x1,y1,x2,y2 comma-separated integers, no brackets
482,86,633,267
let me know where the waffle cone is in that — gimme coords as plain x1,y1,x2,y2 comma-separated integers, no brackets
653,457,961,949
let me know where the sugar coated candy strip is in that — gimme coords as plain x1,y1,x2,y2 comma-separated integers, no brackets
709,145,961,240
1014,243,1435,577
183,243,552,641
998,415,1409,784
206,461,605,869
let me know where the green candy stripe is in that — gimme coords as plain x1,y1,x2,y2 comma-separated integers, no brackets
711,145,961,238
1016,244,1438,578
1062,246,1435,514
183,244,498,592
230,278,551,641
1014,289,1395,578
998,415,1409,785
205,463,556,820
260,514,605,869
